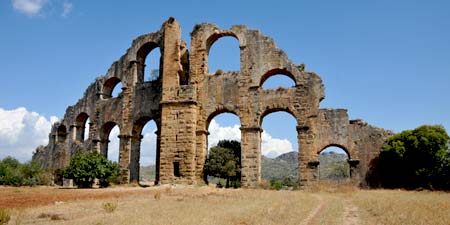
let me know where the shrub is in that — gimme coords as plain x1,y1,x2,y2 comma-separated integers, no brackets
62,152,120,188
0,157,52,186
0,209,10,225
270,180,283,190
102,201,118,213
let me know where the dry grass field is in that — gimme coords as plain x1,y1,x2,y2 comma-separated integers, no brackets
0,184,449,225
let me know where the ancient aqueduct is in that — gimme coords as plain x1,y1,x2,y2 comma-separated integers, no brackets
34,18,392,187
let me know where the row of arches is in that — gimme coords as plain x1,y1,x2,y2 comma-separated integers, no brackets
99,35,296,101
205,111,352,185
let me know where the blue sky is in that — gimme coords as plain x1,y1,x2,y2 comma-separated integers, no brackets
0,0,449,162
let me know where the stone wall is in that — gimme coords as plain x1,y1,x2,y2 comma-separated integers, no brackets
33,18,392,187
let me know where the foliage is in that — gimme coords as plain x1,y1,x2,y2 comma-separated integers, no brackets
270,180,283,190
262,152,299,188
102,201,118,213
62,152,120,188
0,156,52,186
380,125,450,189
204,140,241,188
319,152,350,180
148,69,159,81
0,209,10,225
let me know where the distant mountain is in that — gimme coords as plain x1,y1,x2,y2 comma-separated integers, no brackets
140,165,156,182
261,151,349,183
262,152,298,182
318,152,350,180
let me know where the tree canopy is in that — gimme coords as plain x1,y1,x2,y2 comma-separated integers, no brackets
204,140,241,188
380,125,449,189
62,152,120,188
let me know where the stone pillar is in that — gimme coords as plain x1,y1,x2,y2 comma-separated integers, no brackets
348,159,360,183
297,125,318,187
118,134,132,183
195,129,208,182
155,129,161,185
129,134,143,182
130,60,145,84
70,125,78,141
240,127,262,188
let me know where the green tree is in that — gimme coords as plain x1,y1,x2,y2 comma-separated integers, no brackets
0,157,51,186
204,140,241,188
62,152,120,188
381,125,450,189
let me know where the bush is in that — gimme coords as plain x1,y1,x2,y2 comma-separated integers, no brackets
0,209,10,225
62,152,120,188
381,125,450,190
0,156,52,186
102,201,118,213
270,180,283,190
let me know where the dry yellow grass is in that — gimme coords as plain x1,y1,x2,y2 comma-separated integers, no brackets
2,185,449,225
352,189,450,225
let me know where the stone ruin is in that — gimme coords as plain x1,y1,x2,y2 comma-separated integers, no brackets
33,18,393,187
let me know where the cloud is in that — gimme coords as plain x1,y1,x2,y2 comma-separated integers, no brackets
0,107,58,162
261,131,294,158
61,1,72,17
12,0,48,16
208,119,294,158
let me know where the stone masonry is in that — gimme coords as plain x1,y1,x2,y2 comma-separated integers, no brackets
33,18,393,187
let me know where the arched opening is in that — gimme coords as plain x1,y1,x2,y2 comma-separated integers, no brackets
319,146,350,181
144,47,161,82
207,35,240,74
100,122,120,163
260,111,298,187
259,69,296,88
84,118,90,141
136,42,161,83
103,77,123,98
133,118,158,185
205,112,241,187
56,124,67,143
74,113,89,142
261,74,296,89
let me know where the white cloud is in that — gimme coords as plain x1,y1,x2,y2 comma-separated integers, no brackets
107,126,120,163
107,125,157,166
12,0,48,16
62,1,72,17
0,107,58,162
261,131,294,158
207,119,241,149
207,119,294,158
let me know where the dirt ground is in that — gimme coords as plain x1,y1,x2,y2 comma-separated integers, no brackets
0,185,154,209
0,185,449,225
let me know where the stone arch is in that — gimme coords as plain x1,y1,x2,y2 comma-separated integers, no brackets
56,124,67,143
99,121,120,160
259,68,297,87
318,145,351,181
206,32,240,74
74,112,90,142
130,116,160,184
318,144,351,159
136,42,162,82
205,107,241,130
259,107,298,127
102,77,123,99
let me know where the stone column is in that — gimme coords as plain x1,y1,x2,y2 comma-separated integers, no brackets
70,125,78,141
348,159,360,184
195,129,208,183
240,127,262,188
297,125,318,187
129,134,143,183
154,129,161,185
118,134,132,183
